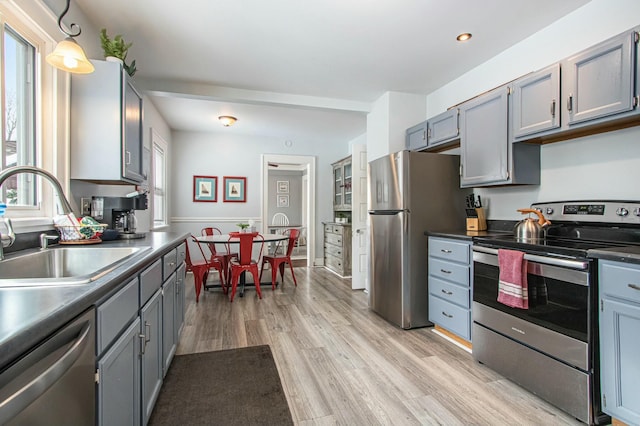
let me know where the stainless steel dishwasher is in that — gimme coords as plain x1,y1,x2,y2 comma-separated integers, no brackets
0,307,96,425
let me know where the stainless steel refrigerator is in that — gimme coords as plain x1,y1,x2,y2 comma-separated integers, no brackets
368,150,471,329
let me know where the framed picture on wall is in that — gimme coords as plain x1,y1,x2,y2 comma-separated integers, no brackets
223,176,247,202
193,175,217,202
277,180,289,193
277,194,289,208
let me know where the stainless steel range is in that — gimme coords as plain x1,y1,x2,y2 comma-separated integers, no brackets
472,200,640,425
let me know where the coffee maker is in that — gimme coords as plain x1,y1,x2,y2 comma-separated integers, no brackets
90,194,148,239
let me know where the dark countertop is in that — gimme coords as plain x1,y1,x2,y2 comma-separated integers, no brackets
425,220,517,241
0,231,189,371
589,245,640,265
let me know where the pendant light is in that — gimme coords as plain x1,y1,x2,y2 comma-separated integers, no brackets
46,0,94,74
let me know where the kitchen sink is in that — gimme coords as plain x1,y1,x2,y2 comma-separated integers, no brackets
0,246,151,287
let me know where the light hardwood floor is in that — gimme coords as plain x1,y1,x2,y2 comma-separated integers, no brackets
176,266,583,425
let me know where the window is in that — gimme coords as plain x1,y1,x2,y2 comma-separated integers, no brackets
2,24,36,206
152,130,168,228
0,2,62,223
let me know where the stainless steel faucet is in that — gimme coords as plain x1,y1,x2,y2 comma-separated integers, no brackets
0,165,74,260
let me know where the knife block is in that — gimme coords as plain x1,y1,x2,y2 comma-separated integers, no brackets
466,207,487,231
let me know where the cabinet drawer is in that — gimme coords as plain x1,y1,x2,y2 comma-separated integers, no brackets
429,258,469,287
600,261,640,303
97,277,139,355
176,242,186,266
163,248,178,279
429,295,471,340
325,233,343,246
429,276,470,308
324,243,344,257
140,259,162,306
429,238,470,264
325,254,344,272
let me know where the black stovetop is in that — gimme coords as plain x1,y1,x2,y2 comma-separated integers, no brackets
473,223,640,259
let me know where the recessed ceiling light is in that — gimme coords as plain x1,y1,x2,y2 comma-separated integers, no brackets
218,115,237,127
456,33,472,42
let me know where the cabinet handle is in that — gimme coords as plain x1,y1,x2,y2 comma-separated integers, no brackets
139,333,146,355
145,322,151,344
567,94,573,112
629,283,640,291
440,269,452,274
425,129,430,140
125,151,131,165
440,249,452,254
550,99,556,117
442,311,453,318
441,289,453,295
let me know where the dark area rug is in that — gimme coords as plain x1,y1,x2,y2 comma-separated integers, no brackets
148,345,294,425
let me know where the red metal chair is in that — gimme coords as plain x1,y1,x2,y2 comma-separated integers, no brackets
201,227,238,286
185,236,225,303
227,232,265,302
259,228,299,289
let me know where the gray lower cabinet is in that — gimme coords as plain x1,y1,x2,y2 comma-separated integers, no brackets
97,277,140,426
598,260,640,426
428,237,472,341
511,63,561,141
98,318,141,426
460,84,540,187
141,290,163,426
162,271,176,375
96,241,186,426
324,223,352,277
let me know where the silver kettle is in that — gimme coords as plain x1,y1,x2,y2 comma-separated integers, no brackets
514,208,551,242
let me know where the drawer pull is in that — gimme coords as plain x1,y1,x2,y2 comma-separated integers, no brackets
629,284,640,291
440,249,452,254
440,269,452,274
441,289,453,295
442,311,453,318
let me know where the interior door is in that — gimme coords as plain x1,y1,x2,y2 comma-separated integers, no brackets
350,144,367,290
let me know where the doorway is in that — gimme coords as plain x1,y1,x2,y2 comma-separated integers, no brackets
262,154,315,267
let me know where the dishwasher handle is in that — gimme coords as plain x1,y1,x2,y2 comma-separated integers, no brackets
0,317,92,423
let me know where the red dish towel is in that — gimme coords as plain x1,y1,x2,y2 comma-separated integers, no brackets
497,249,529,309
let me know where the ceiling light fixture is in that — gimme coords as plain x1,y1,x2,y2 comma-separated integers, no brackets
46,0,94,74
456,33,472,42
218,116,237,127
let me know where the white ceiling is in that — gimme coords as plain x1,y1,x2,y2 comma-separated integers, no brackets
73,0,590,144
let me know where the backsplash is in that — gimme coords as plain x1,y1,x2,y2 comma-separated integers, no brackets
477,125,640,220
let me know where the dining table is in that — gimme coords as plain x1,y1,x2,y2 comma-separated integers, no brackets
195,233,289,297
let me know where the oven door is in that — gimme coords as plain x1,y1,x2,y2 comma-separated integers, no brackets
472,245,592,370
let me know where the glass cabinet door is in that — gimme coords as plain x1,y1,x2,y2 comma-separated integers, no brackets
343,162,352,207
333,166,343,207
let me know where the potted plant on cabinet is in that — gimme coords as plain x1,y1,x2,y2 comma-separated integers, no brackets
99,28,137,77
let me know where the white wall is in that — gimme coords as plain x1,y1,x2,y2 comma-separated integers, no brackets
425,0,640,220
366,92,426,161
169,130,348,255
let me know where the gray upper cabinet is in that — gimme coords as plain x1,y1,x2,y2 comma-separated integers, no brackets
71,60,144,185
405,120,427,151
460,86,509,187
427,108,459,148
405,110,459,152
460,85,540,188
565,30,637,126
511,64,561,140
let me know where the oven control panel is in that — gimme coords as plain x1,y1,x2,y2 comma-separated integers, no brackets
532,201,640,224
